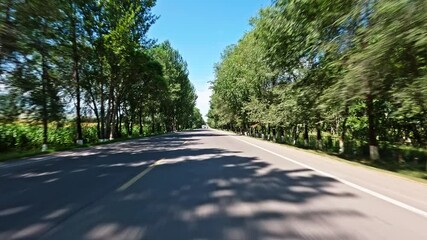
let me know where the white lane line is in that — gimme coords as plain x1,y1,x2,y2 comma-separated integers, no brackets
231,135,427,219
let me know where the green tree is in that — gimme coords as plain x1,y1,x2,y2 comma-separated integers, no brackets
209,0,427,162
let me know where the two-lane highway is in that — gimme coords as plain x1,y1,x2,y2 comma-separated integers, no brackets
1,130,426,240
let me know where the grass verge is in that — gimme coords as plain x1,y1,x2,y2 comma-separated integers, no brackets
0,132,167,163
219,129,427,183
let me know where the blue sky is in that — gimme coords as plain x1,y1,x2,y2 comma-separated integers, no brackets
147,0,270,119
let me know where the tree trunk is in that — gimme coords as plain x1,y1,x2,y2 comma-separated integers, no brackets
96,119,100,140
112,93,121,139
367,92,379,160
100,82,105,140
304,123,309,146
172,114,177,132
293,125,298,145
316,126,322,149
278,126,284,143
411,124,423,146
71,10,83,145
151,112,155,134
272,127,276,142
87,87,101,141
106,83,114,140
158,122,161,133
92,100,100,140
358,10,379,160
116,114,120,138
139,110,143,136
41,52,48,151
339,107,349,154
261,125,265,139
129,117,133,137
116,107,122,138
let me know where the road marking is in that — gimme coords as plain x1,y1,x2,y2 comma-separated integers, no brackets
115,139,189,192
116,159,162,192
231,135,427,219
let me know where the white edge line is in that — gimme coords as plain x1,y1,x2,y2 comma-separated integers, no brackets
231,135,427,219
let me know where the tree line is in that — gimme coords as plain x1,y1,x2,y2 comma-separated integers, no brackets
208,0,426,161
0,0,204,151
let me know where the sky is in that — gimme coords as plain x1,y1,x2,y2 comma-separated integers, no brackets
147,0,270,120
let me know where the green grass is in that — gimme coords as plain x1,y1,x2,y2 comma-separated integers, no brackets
0,149,52,162
221,129,427,183
0,132,167,163
359,158,427,181
279,142,427,183
293,146,427,183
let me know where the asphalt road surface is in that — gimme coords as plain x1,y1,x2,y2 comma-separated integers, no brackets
1,129,426,240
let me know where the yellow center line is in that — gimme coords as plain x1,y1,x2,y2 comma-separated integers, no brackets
116,139,189,192
116,159,162,192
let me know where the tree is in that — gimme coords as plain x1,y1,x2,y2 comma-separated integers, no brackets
209,0,427,161
1,0,203,153
151,41,197,131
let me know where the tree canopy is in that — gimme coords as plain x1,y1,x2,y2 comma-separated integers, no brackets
208,0,427,160
0,0,204,151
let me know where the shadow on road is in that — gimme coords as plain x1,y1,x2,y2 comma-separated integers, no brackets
0,130,361,240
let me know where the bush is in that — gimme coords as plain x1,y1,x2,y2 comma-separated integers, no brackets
0,122,100,152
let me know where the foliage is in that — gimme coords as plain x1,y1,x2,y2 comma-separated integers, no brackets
208,0,427,163
0,0,203,153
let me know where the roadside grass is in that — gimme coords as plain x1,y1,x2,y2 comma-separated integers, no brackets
219,129,427,183
280,142,427,183
296,147,427,183
287,144,427,182
0,149,54,162
0,132,166,163
359,158,427,181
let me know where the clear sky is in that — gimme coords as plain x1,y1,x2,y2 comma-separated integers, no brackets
147,0,270,120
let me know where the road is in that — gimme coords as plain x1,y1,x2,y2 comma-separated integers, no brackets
0,129,426,240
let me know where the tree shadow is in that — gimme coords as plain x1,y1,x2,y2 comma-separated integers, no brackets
42,149,359,239
0,131,362,240
0,135,195,239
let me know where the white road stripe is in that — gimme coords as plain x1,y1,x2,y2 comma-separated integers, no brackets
230,135,427,219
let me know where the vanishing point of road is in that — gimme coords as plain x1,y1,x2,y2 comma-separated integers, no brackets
0,129,426,240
